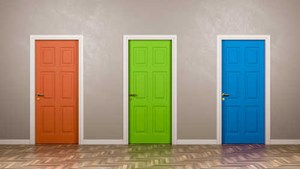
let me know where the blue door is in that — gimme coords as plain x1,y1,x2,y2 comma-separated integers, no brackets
222,40,265,144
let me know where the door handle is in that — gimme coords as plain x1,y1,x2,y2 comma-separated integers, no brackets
37,93,44,97
129,94,137,97
222,93,230,97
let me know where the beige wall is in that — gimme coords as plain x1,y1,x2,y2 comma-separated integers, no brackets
0,0,300,140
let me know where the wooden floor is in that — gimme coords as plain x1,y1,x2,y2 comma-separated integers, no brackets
0,144,300,169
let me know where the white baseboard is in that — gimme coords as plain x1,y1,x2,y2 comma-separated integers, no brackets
270,139,300,145
176,139,217,145
81,139,124,145
2,139,298,145
0,139,30,145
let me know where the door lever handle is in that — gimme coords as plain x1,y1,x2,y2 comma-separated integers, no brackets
37,93,44,97
129,94,137,97
222,93,230,97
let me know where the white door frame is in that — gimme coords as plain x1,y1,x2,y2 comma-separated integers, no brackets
217,35,271,144
29,35,84,144
123,35,177,144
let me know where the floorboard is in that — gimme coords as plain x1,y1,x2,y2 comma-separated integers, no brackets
0,144,300,168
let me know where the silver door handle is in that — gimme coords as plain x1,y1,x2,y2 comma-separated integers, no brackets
222,93,230,97
129,94,138,97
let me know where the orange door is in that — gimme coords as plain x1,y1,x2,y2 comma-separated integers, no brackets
36,40,78,144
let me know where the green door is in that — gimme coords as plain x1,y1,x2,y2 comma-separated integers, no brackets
129,40,172,144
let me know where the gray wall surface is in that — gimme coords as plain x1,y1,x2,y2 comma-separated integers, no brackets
0,0,300,140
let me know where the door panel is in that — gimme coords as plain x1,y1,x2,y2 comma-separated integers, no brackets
222,40,265,144
129,40,171,143
36,40,78,144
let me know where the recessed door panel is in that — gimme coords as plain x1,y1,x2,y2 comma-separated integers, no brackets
245,106,258,133
134,106,148,133
41,72,55,99
246,72,259,100
42,106,55,133
133,47,147,65
153,48,167,65
227,47,239,64
222,40,265,144
61,72,74,100
153,72,166,99
153,106,167,133
226,72,239,99
41,48,56,66
129,40,171,144
36,40,78,144
133,72,148,99
225,106,239,133
62,107,75,133
61,48,74,65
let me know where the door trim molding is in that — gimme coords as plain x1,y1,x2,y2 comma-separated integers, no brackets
123,35,177,144
217,35,271,144
29,35,84,144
